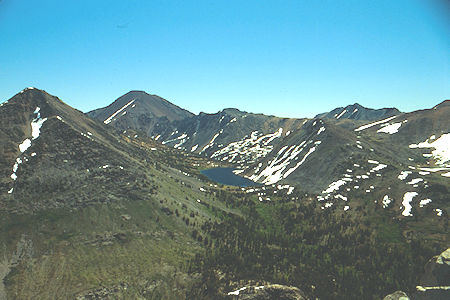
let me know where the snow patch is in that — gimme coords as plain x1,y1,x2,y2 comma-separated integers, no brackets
250,140,318,185
211,129,282,164
354,116,397,132
377,122,404,134
336,194,347,201
200,130,223,154
407,178,423,185
401,192,418,216
382,195,392,208
227,287,247,296
409,134,450,166
282,146,317,179
336,109,347,119
317,126,326,135
323,179,347,194
31,116,47,139
398,171,412,180
104,99,135,124
419,199,432,208
11,107,47,183
19,139,32,152
419,167,450,173
18,107,48,153
10,158,23,181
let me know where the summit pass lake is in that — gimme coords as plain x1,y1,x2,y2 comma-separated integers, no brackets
200,168,261,187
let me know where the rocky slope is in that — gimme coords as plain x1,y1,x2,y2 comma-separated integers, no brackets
0,88,159,212
0,88,235,299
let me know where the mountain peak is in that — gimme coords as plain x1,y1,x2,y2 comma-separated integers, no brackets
3,87,66,111
16,87,45,98
124,90,148,95
349,103,364,109
20,86,37,93
87,91,194,131
221,108,246,116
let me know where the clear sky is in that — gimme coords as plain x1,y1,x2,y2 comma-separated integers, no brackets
0,0,448,117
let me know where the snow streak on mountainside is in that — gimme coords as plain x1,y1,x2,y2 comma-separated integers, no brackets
155,109,306,168
245,121,325,185
210,128,283,164
104,99,136,124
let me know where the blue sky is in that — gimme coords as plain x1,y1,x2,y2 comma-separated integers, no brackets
0,0,448,117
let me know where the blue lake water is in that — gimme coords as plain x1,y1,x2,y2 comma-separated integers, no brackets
201,168,260,187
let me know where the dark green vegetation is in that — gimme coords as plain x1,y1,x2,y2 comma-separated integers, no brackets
187,191,448,299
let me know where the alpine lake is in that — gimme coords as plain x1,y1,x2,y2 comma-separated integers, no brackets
200,167,261,187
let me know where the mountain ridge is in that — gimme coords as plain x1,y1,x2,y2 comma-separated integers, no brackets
88,90,449,194
0,87,448,299
315,102,401,121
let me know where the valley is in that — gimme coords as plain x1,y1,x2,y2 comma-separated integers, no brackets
0,88,448,299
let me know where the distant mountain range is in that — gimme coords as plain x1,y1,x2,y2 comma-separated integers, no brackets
0,87,448,299
88,91,450,195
